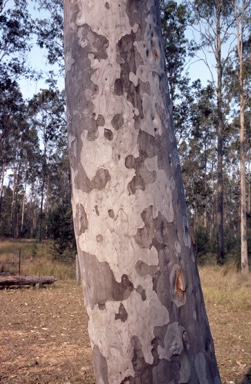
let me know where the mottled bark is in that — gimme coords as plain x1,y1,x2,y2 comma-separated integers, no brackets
64,1,221,383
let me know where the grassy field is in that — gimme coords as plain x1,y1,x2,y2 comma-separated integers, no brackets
0,240,251,384
0,239,76,280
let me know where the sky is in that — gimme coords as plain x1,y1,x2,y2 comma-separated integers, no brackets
17,1,237,100
17,1,64,99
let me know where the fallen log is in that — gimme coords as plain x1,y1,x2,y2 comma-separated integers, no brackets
0,275,56,289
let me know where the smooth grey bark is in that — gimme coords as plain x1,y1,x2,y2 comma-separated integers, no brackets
234,0,249,274
64,1,221,383
216,4,224,265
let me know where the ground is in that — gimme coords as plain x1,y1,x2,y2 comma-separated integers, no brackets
0,268,250,384
0,282,94,384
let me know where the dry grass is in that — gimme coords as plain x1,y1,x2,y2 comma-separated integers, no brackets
0,240,251,383
199,265,251,384
0,239,75,280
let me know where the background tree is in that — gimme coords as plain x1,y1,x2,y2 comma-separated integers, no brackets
0,0,33,82
186,0,236,264
232,0,250,273
28,86,67,242
223,0,251,272
160,0,194,148
35,0,64,72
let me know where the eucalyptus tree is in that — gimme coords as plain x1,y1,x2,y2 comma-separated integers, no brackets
233,0,250,273
35,0,64,72
223,1,251,272
29,87,66,241
0,79,29,237
183,82,217,250
0,0,33,80
160,0,194,148
0,0,34,236
64,0,220,383
186,0,236,264
0,78,22,219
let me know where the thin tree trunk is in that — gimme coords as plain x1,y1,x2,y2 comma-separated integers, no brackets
39,152,46,242
203,140,208,230
64,1,221,382
216,4,224,265
210,164,215,243
10,168,18,238
248,149,251,215
235,0,249,274
0,162,5,217
21,181,26,234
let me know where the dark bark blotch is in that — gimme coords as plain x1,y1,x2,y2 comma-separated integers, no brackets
111,114,124,130
136,285,146,301
115,303,128,322
108,209,115,219
79,251,134,309
75,165,111,193
104,128,113,141
75,203,88,235
92,345,109,384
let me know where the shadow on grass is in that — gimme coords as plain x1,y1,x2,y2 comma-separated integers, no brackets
241,367,251,384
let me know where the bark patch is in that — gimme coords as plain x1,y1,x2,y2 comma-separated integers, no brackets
115,31,150,124
115,303,128,322
80,251,134,309
152,357,181,384
66,21,109,174
136,285,146,301
137,130,173,177
104,128,113,141
75,203,88,235
134,206,155,248
78,24,109,61
108,209,115,219
75,165,111,193
111,114,124,130
126,155,156,195
131,336,153,383
92,344,109,384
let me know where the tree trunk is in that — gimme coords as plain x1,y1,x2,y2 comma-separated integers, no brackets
64,1,221,383
21,182,26,234
216,4,224,265
248,151,251,214
39,152,46,242
0,161,5,218
235,0,249,274
210,164,216,243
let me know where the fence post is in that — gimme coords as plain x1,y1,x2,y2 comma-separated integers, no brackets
18,249,21,276
76,254,81,284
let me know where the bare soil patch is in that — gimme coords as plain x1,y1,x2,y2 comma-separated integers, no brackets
0,282,94,384
0,272,250,384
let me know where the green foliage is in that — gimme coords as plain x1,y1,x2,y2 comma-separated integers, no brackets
160,0,194,146
48,200,76,263
194,226,216,265
34,0,64,71
0,0,33,79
